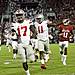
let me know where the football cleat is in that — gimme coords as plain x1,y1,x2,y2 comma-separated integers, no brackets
63,61,66,65
41,64,46,69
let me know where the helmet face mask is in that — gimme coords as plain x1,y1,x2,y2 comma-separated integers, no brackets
63,19,70,26
16,14,24,22
36,18,41,23
36,14,44,23
64,22,70,25
16,14,23,16
14,9,25,23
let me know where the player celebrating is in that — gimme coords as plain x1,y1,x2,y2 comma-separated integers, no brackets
11,9,35,75
57,18,75,65
35,14,50,69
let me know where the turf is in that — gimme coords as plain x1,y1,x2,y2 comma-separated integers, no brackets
0,43,75,75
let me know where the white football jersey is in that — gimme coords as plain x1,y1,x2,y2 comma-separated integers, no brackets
35,21,49,41
11,20,31,45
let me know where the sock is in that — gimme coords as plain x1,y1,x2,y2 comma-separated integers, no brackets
63,55,67,65
61,55,63,61
41,59,44,64
25,70,30,75
13,53,16,59
44,54,49,62
63,55,66,62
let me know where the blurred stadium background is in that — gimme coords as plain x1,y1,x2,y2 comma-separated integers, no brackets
0,1,75,75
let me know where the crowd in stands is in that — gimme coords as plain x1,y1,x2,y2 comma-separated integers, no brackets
0,0,75,44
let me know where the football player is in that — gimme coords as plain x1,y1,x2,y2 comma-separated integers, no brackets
11,26,18,59
30,24,39,62
57,18,75,65
35,14,50,69
11,9,35,75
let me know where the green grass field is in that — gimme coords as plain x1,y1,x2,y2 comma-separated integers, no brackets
0,43,75,75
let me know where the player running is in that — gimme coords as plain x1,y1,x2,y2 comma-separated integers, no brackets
11,9,35,75
35,14,50,69
57,18,75,65
10,25,18,59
